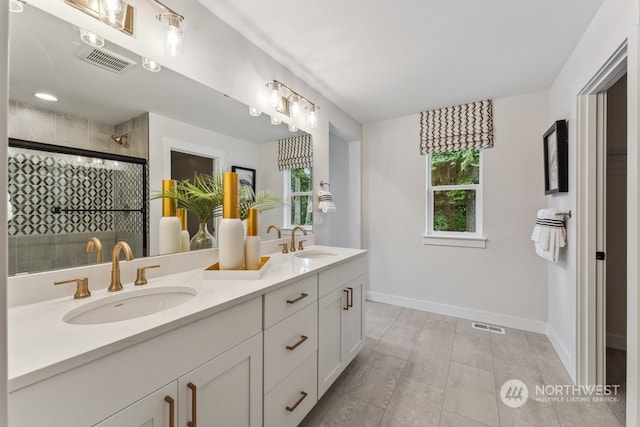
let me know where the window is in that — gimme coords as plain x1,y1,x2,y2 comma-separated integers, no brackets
284,167,313,229
426,148,484,246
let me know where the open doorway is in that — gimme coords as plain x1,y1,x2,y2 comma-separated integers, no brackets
603,73,627,424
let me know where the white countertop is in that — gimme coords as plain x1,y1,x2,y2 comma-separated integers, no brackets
8,245,366,392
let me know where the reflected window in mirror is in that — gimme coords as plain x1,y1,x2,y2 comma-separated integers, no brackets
284,167,313,229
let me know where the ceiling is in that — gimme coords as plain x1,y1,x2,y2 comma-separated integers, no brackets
9,5,304,144
199,0,605,123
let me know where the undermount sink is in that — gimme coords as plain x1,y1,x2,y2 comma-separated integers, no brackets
63,286,197,325
294,250,338,259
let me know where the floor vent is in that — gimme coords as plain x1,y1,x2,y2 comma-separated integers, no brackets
472,322,505,334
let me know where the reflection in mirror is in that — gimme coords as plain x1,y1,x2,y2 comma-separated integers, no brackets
7,139,146,275
8,4,311,274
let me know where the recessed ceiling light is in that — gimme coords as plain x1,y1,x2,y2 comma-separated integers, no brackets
79,28,105,48
9,0,25,13
142,57,162,72
34,93,58,102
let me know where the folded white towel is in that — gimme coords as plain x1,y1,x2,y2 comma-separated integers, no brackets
318,190,336,213
531,208,566,263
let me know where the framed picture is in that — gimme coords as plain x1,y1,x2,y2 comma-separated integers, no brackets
543,120,568,194
231,166,256,192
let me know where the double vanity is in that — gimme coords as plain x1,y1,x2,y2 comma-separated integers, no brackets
7,243,366,426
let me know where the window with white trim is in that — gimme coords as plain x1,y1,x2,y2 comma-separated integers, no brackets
284,167,313,229
426,148,482,237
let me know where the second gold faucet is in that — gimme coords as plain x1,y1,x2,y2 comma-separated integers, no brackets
108,241,133,292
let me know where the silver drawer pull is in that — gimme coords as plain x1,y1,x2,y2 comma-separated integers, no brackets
286,293,308,304
286,335,308,351
286,391,308,412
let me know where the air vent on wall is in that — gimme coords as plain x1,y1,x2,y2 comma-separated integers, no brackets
77,45,137,74
472,322,505,334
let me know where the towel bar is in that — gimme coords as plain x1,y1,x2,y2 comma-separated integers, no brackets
319,180,331,190
557,211,572,218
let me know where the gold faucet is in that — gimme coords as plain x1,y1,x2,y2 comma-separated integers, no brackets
86,237,103,263
108,241,133,292
267,224,282,239
290,226,307,252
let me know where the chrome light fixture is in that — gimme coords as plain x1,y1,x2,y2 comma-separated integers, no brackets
266,80,319,129
79,28,105,48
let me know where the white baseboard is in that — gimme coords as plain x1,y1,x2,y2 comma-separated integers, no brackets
366,291,547,334
607,333,627,351
546,324,576,383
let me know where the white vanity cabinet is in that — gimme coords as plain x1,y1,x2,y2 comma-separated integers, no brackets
263,275,318,427
9,297,263,427
317,258,366,397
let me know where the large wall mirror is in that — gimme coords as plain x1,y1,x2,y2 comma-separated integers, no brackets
7,4,309,275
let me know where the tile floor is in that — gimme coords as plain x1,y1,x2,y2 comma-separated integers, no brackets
300,301,623,427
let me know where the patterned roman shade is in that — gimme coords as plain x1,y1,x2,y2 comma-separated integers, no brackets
419,100,493,154
278,134,313,170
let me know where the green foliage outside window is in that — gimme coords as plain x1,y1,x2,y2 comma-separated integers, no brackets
290,167,313,226
431,149,480,232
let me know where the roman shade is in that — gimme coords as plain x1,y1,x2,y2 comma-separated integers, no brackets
278,134,313,170
419,100,493,154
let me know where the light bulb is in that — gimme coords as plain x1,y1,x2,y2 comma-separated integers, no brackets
271,116,282,125
99,0,128,30
307,105,318,129
289,95,301,119
269,81,282,108
162,14,184,57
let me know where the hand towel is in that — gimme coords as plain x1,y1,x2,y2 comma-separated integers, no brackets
7,192,12,222
531,208,566,263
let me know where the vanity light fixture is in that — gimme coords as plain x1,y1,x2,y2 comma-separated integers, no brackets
79,28,105,48
142,57,162,72
9,0,25,13
249,106,262,117
151,0,186,57
270,116,282,126
266,80,319,129
34,93,58,102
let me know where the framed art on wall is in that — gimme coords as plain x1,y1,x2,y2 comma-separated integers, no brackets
231,166,256,192
543,120,568,194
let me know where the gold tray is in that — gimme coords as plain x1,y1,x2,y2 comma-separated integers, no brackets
203,256,271,280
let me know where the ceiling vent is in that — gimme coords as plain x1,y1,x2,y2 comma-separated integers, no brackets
77,45,136,74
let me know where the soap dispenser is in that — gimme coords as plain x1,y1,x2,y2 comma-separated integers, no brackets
177,208,190,252
218,172,245,269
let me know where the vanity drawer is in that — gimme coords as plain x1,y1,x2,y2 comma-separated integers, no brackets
264,275,317,329
264,302,317,392
318,256,366,297
264,352,318,427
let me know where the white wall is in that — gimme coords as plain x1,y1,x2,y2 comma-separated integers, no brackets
1,2,8,425
363,91,549,332
547,0,638,390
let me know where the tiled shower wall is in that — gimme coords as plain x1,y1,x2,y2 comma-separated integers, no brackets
7,102,149,275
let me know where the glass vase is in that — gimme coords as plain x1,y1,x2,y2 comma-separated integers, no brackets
190,222,216,250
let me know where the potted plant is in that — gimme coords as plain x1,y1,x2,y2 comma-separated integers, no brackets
155,172,284,250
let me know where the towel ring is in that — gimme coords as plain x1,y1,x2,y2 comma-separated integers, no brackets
319,181,331,190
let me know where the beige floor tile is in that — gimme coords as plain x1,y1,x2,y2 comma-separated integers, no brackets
552,400,621,427
497,390,560,426
374,325,420,360
392,307,429,331
439,410,491,427
443,362,499,426
379,377,444,427
316,394,384,427
404,347,451,389
343,363,402,409
452,329,494,371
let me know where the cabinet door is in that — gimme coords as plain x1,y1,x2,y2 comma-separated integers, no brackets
94,382,177,427
344,277,365,364
178,333,263,427
318,287,347,398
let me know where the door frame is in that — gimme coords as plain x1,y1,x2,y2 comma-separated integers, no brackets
576,42,627,386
